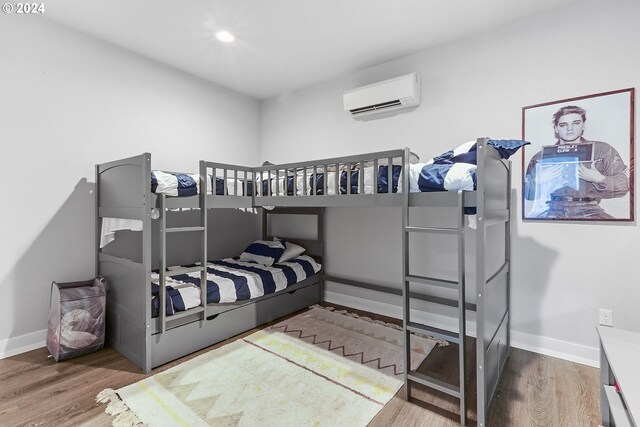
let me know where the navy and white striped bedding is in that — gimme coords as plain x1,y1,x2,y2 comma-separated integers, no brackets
149,139,527,199
256,139,527,196
258,165,405,196
150,254,321,318
416,139,529,192
151,171,254,197
275,165,403,195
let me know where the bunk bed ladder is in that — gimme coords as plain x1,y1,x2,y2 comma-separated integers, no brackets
158,193,207,332
401,147,467,425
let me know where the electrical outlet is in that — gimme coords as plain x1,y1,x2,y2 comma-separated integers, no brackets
599,308,613,327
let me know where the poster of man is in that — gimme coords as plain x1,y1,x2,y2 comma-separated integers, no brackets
522,88,634,221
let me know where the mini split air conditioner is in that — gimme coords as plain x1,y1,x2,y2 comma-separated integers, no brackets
343,72,421,120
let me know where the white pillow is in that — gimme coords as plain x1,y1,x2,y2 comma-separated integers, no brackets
273,238,306,263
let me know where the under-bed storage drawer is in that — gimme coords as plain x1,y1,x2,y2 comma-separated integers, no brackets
150,282,320,369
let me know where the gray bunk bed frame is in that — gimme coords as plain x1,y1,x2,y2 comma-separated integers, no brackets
95,155,324,374
251,138,511,427
96,137,510,427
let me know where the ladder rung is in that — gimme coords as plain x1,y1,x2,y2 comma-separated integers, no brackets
405,226,457,234
407,293,477,312
405,274,458,289
406,321,460,344
167,306,204,321
166,226,205,233
407,370,461,398
165,266,205,277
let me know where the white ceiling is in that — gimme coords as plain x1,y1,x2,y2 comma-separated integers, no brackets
45,0,580,100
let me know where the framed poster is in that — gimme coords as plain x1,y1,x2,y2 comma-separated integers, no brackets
522,88,634,221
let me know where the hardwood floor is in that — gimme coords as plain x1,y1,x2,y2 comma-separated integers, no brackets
0,307,600,427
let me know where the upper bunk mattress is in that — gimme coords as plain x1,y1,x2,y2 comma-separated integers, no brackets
151,254,321,317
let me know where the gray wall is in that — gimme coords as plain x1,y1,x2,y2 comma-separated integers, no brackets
260,0,640,365
0,17,260,356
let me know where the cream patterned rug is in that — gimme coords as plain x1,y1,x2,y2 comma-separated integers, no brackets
97,306,440,426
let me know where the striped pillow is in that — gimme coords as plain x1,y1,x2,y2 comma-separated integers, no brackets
239,240,286,266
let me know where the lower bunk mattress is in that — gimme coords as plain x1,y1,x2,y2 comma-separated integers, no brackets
151,255,321,317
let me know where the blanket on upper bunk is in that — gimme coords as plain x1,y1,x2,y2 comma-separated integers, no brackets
149,139,528,198
151,171,254,197
258,139,528,197
150,255,321,318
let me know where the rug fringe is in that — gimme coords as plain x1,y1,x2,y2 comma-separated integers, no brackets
96,388,144,426
312,304,449,347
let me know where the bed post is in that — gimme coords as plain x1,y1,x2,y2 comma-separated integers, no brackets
200,160,208,321
95,163,100,278
319,207,325,303
142,153,153,373
505,156,512,360
476,138,488,427
475,137,513,426
261,208,267,240
401,147,410,401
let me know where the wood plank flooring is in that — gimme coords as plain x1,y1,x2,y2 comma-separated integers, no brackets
0,306,600,427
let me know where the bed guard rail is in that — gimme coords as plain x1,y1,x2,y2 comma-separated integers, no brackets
199,161,256,199
252,148,409,199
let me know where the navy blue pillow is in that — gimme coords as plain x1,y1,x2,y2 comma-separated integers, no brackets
487,139,530,159
239,240,286,266
174,173,197,197
430,139,529,167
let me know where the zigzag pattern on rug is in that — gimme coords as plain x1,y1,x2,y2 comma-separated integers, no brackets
310,304,449,347
270,323,405,375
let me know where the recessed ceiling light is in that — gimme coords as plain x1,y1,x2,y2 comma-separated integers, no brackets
215,30,235,43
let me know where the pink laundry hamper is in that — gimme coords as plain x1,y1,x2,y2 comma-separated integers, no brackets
46,277,106,362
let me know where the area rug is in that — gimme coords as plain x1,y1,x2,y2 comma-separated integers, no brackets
97,306,441,427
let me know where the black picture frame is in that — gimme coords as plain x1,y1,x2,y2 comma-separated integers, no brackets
522,88,634,221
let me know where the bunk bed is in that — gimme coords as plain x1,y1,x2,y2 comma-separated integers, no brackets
96,137,518,427
95,156,325,374
252,139,514,427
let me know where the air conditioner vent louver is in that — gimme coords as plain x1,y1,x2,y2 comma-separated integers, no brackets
343,73,420,120
350,100,402,115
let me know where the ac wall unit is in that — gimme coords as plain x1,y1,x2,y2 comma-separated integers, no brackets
343,72,421,120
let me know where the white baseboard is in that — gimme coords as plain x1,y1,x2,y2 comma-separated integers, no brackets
2,295,600,368
0,329,47,359
324,290,479,336
324,291,600,368
510,330,599,368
